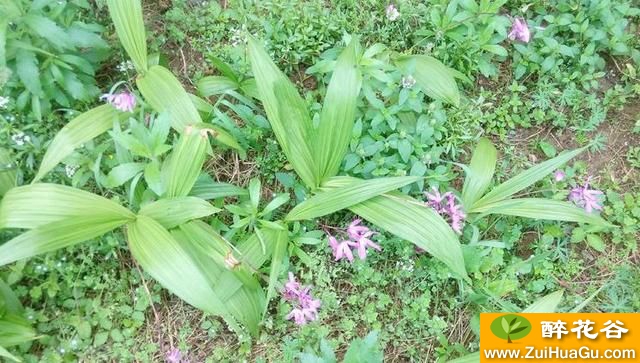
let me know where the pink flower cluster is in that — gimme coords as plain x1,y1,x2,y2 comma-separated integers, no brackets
327,219,381,263
165,348,188,363
508,17,531,43
569,179,604,213
282,273,321,326
425,187,466,234
100,90,136,112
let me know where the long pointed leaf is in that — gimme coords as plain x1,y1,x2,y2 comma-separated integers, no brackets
139,197,220,229
286,176,421,221
263,228,288,318
136,65,202,132
315,39,362,181
474,147,586,209
0,184,135,229
162,128,209,198
523,290,564,313
247,37,318,188
35,105,121,181
462,138,497,209
0,217,127,266
0,149,16,197
395,55,460,106
106,0,147,72
472,198,611,226
0,345,20,362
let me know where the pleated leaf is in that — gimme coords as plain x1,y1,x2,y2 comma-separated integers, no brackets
523,290,564,313
136,65,202,132
263,228,288,318
190,176,247,200
139,197,220,229
473,147,586,209
315,39,362,181
0,149,16,197
461,138,497,209
35,104,121,181
106,0,147,72
0,345,20,362
286,176,421,221
247,37,318,188
322,177,467,279
0,314,37,347
197,76,239,96
0,216,127,266
162,129,208,198
236,230,277,270
395,55,460,106
0,184,134,229
472,198,611,226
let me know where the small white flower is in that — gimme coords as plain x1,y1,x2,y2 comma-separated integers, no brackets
11,132,30,146
65,164,79,178
0,96,9,109
116,60,136,73
386,4,400,21
401,75,416,89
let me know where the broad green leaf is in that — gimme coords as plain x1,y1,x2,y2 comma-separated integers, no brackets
0,280,22,315
473,147,585,209
395,55,459,106
106,0,147,72
103,162,145,188
236,229,277,270
0,184,134,229
138,197,220,229
286,176,421,221
172,221,264,335
462,138,497,209
471,198,611,226
447,352,479,363
323,178,467,279
0,217,127,266
0,149,16,197
15,49,42,96
190,175,247,200
0,314,36,347
315,39,362,181
523,290,564,313
247,37,318,188
162,128,209,198
343,331,383,363
136,65,202,132
35,104,122,181
249,178,261,212
197,76,239,96
263,227,288,318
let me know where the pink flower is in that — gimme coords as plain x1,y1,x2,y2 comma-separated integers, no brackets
386,4,400,21
508,17,530,43
328,235,355,262
569,179,604,213
282,274,320,326
352,231,382,260
425,187,466,233
165,348,183,363
554,170,566,182
101,90,136,112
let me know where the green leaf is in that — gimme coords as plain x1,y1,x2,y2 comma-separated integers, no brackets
447,352,479,363
103,162,145,188
0,184,134,230
23,15,72,50
471,198,611,226
162,128,209,198
286,176,421,221
322,178,467,279
473,147,586,209
136,65,202,132
586,234,605,252
395,55,460,106
236,230,276,270
314,39,362,182
0,314,37,347
138,197,220,229
462,138,497,209
189,175,247,200
0,149,16,197
197,76,239,96
0,345,21,362
523,290,564,313
248,178,261,212
263,228,288,318
106,0,147,72
0,217,127,266
343,331,383,363
15,49,42,96
35,105,122,181
0,280,22,315
247,37,318,188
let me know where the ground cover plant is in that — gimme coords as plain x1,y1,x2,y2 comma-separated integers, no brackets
0,0,639,361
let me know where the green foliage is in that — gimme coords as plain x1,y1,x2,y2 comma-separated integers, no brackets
1,0,110,119
298,331,383,363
